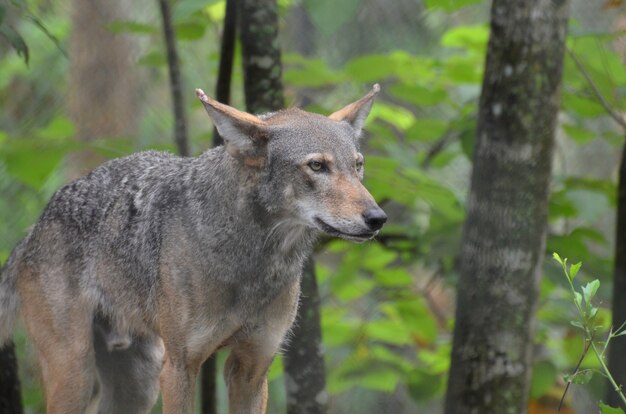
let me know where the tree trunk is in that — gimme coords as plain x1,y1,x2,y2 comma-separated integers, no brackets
608,141,626,409
444,1,570,413
0,342,23,414
283,257,328,414
67,0,138,178
212,0,237,148
158,0,189,157
238,0,284,114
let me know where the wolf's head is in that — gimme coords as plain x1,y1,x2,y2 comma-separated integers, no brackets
197,85,386,242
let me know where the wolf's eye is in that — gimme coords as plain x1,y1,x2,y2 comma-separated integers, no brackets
308,161,326,172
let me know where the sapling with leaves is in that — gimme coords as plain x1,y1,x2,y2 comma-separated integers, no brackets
553,253,626,414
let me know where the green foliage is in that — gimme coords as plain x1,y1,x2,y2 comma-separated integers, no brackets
2,1,626,412
553,253,626,413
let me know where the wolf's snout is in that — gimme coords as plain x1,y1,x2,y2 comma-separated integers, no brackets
362,208,387,231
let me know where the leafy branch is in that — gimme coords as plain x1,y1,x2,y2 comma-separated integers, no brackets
553,253,626,413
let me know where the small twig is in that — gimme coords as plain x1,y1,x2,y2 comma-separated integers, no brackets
568,48,626,130
558,339,592,413
422,129,461,169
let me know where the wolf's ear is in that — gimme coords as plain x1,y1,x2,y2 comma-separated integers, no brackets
329,84,380,136
196,88,268,154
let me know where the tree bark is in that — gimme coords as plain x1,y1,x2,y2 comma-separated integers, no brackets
238,0,284,114
67,0,139,178
284,257,328,414
158,0,189,157
0,342,23,414
608,141,626,409
444,1,570,413
212,0,237,147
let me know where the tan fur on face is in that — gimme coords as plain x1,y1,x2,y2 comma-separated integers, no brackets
325,174,374,218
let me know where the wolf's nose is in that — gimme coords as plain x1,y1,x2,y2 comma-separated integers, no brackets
363,208,387,231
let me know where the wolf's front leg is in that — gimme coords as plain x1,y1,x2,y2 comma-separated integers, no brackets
225,281,301,414
160,355,199,414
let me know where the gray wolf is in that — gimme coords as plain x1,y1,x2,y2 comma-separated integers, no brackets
0,84,386,414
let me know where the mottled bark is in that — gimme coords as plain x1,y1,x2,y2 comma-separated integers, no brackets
608,141,626,409
284,258,328,414
444,1,570,413
238,0,284,114
158,0,189,157
67,0,138,178
0,342,23,414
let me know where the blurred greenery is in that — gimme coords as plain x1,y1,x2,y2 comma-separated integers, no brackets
1,0,626,413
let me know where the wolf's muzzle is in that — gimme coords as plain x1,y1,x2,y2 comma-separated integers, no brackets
362,208,387,231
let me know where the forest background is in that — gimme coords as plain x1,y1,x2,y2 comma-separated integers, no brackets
1,0,625,413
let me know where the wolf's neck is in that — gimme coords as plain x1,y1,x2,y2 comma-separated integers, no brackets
193,147,318,257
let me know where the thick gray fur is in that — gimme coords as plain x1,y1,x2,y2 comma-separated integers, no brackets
0,86,384,414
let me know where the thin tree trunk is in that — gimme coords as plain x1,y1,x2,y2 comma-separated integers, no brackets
444,1,570,413
0,342,23,414
284,257,328,414
158,0,189,156
608,141,626,409
238,0,284,114
212,0,237,147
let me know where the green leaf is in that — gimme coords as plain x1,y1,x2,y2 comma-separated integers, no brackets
582,279,600,307
424,0,482,12
138,51,166,67
107,20,157,35
369,102,415,130
562,92,607,117
173,0,220,21
570,320,584,330
389,84,448,107
564,369,593,384
407,368,444,402
175,21,206,40
373,268,413,287
569,262,581,281
357,366,400,392
442,55,483,84
552,252,563,266
362,244,397,270
365,319,412,346
405,119,448,142
562,123,597,144
344,54,400,83
0,25,29,65
599,402,625,414
441,24,489,54
0,5,6,26
530,360,557,399
574,292,583,310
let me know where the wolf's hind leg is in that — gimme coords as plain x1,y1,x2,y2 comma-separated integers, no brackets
94,321,164,414
19,271,96,414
